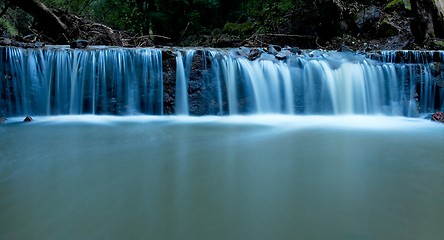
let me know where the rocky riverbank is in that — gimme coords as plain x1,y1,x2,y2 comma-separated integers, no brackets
2,0,444,51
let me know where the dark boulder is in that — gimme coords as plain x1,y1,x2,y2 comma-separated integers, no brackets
378,18,400,38
247,48,262,61
431,112,444,123
23,116,33,122
161,50,177,114
355,5,382,36
267,45,280,55
0,38,12,46
70,39,89,49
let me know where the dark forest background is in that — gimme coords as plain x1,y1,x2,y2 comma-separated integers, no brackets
1,0,444,49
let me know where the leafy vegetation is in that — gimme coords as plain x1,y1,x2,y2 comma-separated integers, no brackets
1,0,444,49
1,0,311,40
0,18,19,36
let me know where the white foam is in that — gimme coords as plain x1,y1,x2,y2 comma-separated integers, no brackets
3,114,442,132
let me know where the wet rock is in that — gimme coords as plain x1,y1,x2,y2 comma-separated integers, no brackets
384,0,411,12
23,116,33,122
161,49,177,115
431,112,444,123
430,62,442,77
0,38,46,48
0,38,12,46
0,117,6,124
355,5,381,34
70,39,89,49
247,48,262,61
339,45,354,52
291,47,301,55
22,42,46,48
33,42,45,48
275,53,288,61
430,39,444,50
267,45,280,55
378,19,400,37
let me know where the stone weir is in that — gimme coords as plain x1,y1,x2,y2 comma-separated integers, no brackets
0,46,443,117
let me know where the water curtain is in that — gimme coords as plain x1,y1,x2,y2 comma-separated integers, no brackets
1,47,442,117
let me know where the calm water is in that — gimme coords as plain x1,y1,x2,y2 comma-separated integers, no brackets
1,115,444,239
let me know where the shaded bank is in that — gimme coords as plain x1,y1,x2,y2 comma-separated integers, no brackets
2,0,444,50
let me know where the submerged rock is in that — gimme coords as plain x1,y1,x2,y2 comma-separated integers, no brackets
247,48,262,61
0,38,45,48
70,39,89,49
23,116,33,122
431,112,444,123
267,45,280,55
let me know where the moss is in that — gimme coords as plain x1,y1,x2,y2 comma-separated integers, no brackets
378,19,400,37
385,0,411,12
432,40,444,49
222,22,253,36
0,18,18,37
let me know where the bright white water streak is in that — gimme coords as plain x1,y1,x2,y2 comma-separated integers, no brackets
1,47,443,116
0,115,443,239
174,50,196,115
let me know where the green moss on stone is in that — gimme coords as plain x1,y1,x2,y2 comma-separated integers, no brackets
385,0,411,11
379,19,399,37
433,40,444,49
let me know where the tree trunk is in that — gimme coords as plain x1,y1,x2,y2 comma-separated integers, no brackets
410,0,435,43
431,0,444,38
6,0,68,43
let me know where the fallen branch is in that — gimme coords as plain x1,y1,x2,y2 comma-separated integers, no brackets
176,22,190,44
132,35,171,40
255,33,315,38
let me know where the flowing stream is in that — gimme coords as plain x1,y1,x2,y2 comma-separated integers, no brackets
1,46,444,239
1,47,443,116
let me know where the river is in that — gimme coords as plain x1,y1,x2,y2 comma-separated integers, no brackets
1,115,443,239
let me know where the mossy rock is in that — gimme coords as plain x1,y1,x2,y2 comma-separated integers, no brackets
385,0,411,12
431,40,444,49
378,19,400,37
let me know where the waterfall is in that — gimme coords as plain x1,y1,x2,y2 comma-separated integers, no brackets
0,47,163,116
1,46,443,117
174,50,195,115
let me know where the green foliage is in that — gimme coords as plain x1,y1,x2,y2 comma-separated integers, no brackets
432,40,444,49
0,4,34,36
243,0,300,33
1,0,358,44
223,22,252,35
0,18,19,36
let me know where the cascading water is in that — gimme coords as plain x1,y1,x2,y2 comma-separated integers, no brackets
0,47,163,116
2,46,444,240
174,50,196,115
201,49,443,116
1,46,443,117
